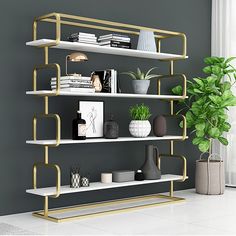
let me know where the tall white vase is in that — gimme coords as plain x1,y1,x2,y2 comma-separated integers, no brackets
137,30,157,52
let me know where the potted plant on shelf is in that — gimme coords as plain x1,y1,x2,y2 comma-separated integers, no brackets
129,103,151,138
122,67,158,94
172,56,236,195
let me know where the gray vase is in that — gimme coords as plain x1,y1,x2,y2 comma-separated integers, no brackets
141,145,161,180
132,80,150,94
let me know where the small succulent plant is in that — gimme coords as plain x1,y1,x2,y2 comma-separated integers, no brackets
123,67,158,80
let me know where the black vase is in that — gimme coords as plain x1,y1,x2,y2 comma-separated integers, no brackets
153,115,167,137
104,114,119,139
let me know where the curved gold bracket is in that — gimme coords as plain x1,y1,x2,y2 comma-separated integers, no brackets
157,74,187,99
33,114,61,147
33,63,61,95
163,114,187,140
33,12,61,47
33,162,61,198
158,154,187,182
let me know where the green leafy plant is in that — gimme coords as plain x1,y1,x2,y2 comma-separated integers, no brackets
172,56,236,153
129,103,151,120
122,67,158,80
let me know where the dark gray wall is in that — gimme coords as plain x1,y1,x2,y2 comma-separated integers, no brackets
0,0,211,215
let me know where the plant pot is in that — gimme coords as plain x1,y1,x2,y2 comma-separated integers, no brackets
132,80,150,94
129,120,151,138
195,154,225,195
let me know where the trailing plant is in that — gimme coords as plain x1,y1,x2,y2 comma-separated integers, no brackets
172,56,236,153
129,103,151,120
122,67,158,80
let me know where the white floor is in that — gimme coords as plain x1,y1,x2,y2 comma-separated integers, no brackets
0,188,236,235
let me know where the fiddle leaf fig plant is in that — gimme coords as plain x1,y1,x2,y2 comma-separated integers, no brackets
122,67,158,80
172,56,236,153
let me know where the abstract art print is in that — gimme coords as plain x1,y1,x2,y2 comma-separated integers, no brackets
79,101,104,137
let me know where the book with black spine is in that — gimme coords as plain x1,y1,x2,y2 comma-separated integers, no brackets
103,44,131,49
99,40,131,46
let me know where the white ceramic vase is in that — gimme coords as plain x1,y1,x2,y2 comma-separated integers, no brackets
129,120,151,138
137,30,157,52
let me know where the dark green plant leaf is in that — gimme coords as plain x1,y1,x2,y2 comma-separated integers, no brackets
225,57,236,64
172,85,183,95
218,137,229,145
203,66,212,74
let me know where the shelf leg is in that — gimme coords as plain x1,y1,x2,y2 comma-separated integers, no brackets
44,196,49,217
169,59,174,155
170,181,174,197
169,60,174,75
44,47,48,65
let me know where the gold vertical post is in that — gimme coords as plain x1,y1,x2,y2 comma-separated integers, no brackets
44,146,48,164
157,39,161,53
170,181,174,197
170,60,174,155
44,47,49,65
157,79,161,95
44,196,49,217
44,96,48,115
169,60,174,75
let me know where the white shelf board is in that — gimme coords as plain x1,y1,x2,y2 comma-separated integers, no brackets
26,90,187,100
26,39,188,60
26,136,187,145
26,174,187,196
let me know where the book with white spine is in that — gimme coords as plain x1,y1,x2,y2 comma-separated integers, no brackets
52,87,96,93
50,80,92,85
51,76,91,81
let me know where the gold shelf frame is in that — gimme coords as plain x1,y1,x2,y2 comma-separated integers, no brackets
28,12,188,223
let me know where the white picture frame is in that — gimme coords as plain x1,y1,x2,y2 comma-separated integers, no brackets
79,101,104,138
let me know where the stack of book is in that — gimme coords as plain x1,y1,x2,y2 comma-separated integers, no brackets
98,34,131,49
91,69,118,93
51,75,95,93
68,32,98,45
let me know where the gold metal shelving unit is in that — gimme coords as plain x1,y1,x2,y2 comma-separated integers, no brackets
27,12,188,223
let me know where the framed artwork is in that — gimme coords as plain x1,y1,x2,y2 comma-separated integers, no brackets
78,101,104,138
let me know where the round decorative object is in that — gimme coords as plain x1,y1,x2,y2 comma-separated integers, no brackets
132,80,150,94
104,114,119,139
137,30,157,52
153,115,167,137
135,170,145,181
129,120,151,138
80,176,90,187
